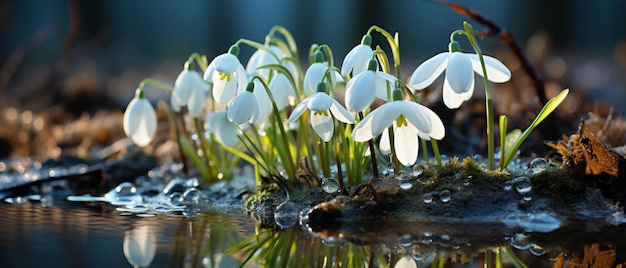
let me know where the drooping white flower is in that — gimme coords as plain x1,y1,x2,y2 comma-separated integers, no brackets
227,83,259,125
302,51,342,96
344,59,397,112
268,72,296,110
123,225,156,268
203,45,248,104
171,65,208,117
288,82,354,142
352,88,445,166
123,90,157,147
341,34,374,76
205,109,240,146
409,40,511,109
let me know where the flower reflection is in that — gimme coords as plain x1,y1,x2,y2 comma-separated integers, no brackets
123,225,156,268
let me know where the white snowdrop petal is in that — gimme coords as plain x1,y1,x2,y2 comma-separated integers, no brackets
400,101,432,133
170,93,181,112
187,86,206,118
341,45,373,76
205,110,240,147
303,63,328,96
202,64,215,80
134,100,157,147
124,226,156,267
394,124,419,166
352,110,378,141
173,70,194,103
252,80,272,124
467,54,512,83
214,54,239,73
308,93,333,111
446,52,474,94
374,74,394,101
268,73,291,109
345,71,376,112
123,98,142,137
310,112,334,142
211,71,238,104
287,99,309,122
370,104,401,136
227,92,258,124
422,106,446,140
443,77,466,109
329,100,355,124
409,52,449,90
379,129,391,155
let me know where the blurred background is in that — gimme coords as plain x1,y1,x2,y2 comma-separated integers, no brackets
1,0,626,157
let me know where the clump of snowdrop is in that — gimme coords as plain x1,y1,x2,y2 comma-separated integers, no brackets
121,23,568,196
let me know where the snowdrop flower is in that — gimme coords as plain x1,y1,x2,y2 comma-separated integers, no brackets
268,72,296,110
288,82,354,142
171,63,208,117
246,45,299,80
302,51,342,96
409,40,511,109
344,58,397,112
341,34,374,76
123,89,157,147
205,109,240,146
123,225,156,268
352,88,445,166
203,45,248,104
227,82,259,125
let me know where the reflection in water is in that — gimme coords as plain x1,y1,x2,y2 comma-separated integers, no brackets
124,224,156,267
2,202,626,267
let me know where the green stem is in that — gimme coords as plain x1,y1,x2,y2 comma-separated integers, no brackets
367,25,401,79
138,78,173,93
359,112,379,178
463,21,495,170
498,115,508,169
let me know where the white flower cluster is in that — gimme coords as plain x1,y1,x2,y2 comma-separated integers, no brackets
122,25,511,169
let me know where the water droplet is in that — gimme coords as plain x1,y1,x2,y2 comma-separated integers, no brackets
513,176,532,194
463,179,470,186
453,173,461,180
274,201,299,228
115,182,137,195
117,204,150,213
153,206,171,213
69,163,89,174
386,161,395,175
518,212,562,233
522,193,532,201
529,244,547,256
529,157,548,174
510,233,531,250
503,180,513,191
169,192,183,206
322,177,339,193
48,167,68,177
409,245,425,261
182,188,201,204
440,190,451,203
411,164,424,177
4,196,28,204
396,172,413,190
423,193,433,204
398,234,413,247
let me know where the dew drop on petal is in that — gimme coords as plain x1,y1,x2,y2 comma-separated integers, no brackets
423,193,434,204
322,177,340,193
440,190,451,203
274,201,299,228
529,157,548,174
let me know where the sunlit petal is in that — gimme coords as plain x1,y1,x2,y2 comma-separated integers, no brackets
123,98,156,147
370,104,402,136
206,110,240,146
310,112,334,142
345,71,376,112
187,85,206,118
379,129,391,155
400,101,432,133
235,64,248,95
443,76,466,109
409,52,449,90
308,92,333,111
329,99,355,124
445,52,474,94
227,91,258,125
341,44,373,76
394,124,419,166
287,99,309,122
213,53,240,73
212,71,238,104
467,54,512,83
268,73,292,109
303,63,328,96
421,106,446,140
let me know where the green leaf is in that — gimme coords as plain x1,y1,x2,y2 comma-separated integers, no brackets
532,88,569,128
